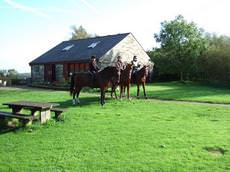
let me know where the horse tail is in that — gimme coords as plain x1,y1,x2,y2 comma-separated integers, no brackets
70,73,76,96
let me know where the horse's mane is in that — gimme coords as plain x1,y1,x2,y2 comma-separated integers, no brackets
99,66,117,74
97,66,117,79
136,65,148,76
101,66,116,72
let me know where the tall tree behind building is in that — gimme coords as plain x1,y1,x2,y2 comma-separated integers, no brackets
70,25,92,40
154,15,207,81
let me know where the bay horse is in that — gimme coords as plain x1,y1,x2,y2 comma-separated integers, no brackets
70,66,120,106
111,63,133,99
132,65,149,99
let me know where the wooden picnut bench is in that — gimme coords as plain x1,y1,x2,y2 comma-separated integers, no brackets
50,108,65,120
0,101,65,126
0,111,36,126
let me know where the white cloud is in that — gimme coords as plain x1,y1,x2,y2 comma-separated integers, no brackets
79,0,99,13
3,0,50,18
69,0,99,14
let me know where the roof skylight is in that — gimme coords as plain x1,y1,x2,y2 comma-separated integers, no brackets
62,44,74,51
88,41,101,48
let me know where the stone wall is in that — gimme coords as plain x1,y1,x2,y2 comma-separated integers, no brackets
31,65,44,82
99,33,153,69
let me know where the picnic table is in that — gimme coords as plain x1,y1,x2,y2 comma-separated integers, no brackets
0,101,63,125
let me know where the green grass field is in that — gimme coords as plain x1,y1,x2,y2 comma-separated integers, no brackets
0,82,230,172
135,81,230,104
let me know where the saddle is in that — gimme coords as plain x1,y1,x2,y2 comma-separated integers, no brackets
89,71,98,84
131,70,138,83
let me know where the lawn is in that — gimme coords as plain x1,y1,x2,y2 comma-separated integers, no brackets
131,81,230,104
0,82,230,172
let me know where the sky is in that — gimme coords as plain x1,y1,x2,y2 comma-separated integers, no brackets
1,0,230,73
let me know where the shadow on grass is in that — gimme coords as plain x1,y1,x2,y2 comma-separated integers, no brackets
53,96,102,108
0,125,21,135
130,82,230,103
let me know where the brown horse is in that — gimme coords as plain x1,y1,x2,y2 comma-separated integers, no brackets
111,63,133,99
70,66,120,106
132,65,149,99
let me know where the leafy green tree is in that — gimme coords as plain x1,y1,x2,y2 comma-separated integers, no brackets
70,25,92,40
154,15,207,80
0,70,7,77
197,34,230,82
7,69,18,79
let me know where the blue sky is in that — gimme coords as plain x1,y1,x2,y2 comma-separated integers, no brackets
1,0,230,72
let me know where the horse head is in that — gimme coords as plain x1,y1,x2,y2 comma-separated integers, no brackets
144,65,149,76
100,66,121,85
114,67,121,84
139,65,149,77
126,63,133,70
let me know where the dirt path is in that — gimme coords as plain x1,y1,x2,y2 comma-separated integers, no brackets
0,86,58,91
148,98,230,107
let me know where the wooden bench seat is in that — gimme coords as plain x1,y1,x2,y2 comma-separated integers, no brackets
50,108,65,120
0,111,36,126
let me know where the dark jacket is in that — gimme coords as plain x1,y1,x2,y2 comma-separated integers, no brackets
89,60,99,73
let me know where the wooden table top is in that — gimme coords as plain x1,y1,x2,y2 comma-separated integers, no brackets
3,101,59,110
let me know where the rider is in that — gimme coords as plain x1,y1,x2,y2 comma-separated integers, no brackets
131,55,140,74
131,55,141,82
89,55,100,83
115,56,124,70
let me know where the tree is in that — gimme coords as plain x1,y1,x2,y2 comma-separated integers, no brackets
0,70,7,77
0,69,18,79
154,15,207,80
197,34,230,82
70,25,92,40
7,69,18,79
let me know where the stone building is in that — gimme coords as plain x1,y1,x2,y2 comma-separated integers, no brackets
29,33,153,83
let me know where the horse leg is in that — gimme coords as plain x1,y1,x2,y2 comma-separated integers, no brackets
114,86,118,99
127,84,131,100
111,85,117,99
76,87,81,104
142,82,147,99
111,86,114,99
137,84,140,99
123,86,126,97
100,88,105,106
72,91,77,105
119,85,123,99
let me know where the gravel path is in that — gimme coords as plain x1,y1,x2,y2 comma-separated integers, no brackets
148,98,230,107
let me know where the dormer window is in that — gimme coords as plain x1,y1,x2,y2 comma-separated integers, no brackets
88,41,100,48
62,44,74,51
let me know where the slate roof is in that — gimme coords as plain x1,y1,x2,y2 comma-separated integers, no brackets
30,33,130,65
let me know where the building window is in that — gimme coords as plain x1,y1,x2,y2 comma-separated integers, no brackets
33,65,40,73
